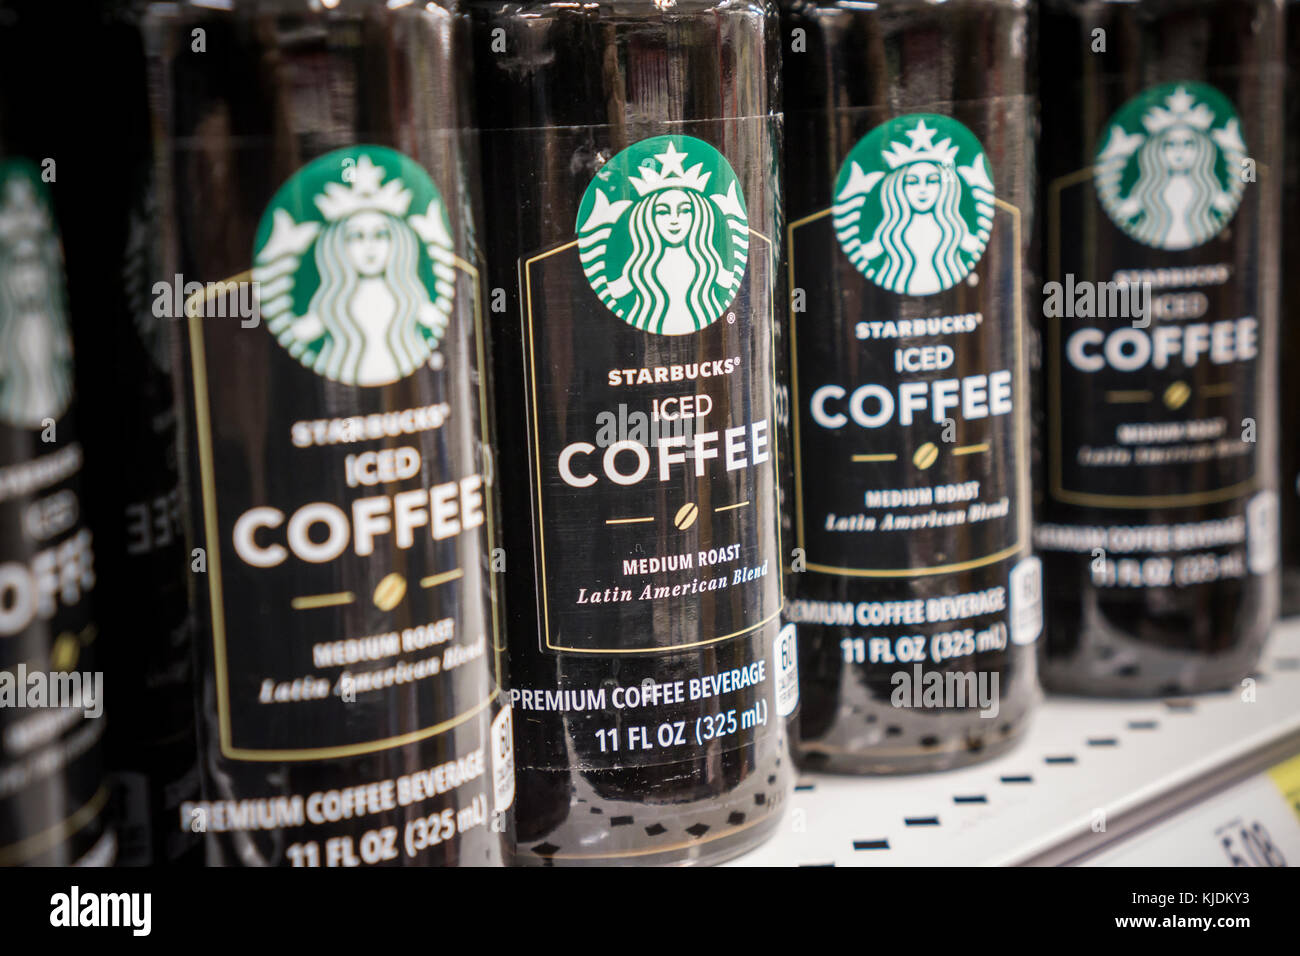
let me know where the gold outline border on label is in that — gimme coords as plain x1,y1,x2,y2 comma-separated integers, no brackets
1046,166,1258,508
522,229,786,654
187,258,503,762
0,785,108,865
786,198,1029,577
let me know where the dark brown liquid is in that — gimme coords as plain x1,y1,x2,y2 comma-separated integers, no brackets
41,2,202,867
1037,0,1283,695
145,0,511,866
472,0,796,864
0,1,113,867
782,0,1040,773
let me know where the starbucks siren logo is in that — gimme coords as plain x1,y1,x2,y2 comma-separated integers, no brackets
0,161,74,429
1094,82,1247,251
833,114,993,296
577,135,748,335
253,146,455,386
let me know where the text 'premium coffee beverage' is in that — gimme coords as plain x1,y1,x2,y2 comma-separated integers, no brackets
473,0,797,864
782,0,1041,773
1038,0,1283,695
145,0,513,865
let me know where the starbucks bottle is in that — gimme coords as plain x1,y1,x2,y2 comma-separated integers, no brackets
472,1,797,864
0,4,113,866
1282,0,1299,617
144,0,514,865
781,0,1041,773
48,2,202,866
1038,0,1284,694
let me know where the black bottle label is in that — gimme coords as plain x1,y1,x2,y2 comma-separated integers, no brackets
526,133,782,653
785,100,1041,765
177,144,514,862
513,126,793,768
189,146,504,760
790,112,1030,580
0,160,110,865
1041,81,1278,587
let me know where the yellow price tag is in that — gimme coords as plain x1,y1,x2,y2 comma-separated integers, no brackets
1267,753,1300,825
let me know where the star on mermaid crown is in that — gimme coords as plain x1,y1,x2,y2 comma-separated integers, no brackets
628,142,712,196
881,119,960,169
1142,86,1216,134
314,154,414,220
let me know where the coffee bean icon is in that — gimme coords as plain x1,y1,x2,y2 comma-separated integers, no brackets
1164,381,1191,410
373,572,407,611
913,442,939,470
51,632,80,672
674,502,699,530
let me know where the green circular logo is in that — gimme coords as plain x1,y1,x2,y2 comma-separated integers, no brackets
1094,82,1246,251
253,145,455,386
576,135,748,335
0,160,74,429
833,114,993,296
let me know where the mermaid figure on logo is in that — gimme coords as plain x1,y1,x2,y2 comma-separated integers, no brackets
0,168,73,429
254,154,455,386
834,118,993,296
1095,86,1246,251
579,141,748,335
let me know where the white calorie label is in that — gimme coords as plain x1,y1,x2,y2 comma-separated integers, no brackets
775,623,800,717
1246,490,1279,575
490,705,515,815
1009,556,1043,646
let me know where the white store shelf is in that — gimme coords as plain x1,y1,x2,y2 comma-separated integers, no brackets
1081,764,1300,866
731,619,1300,867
